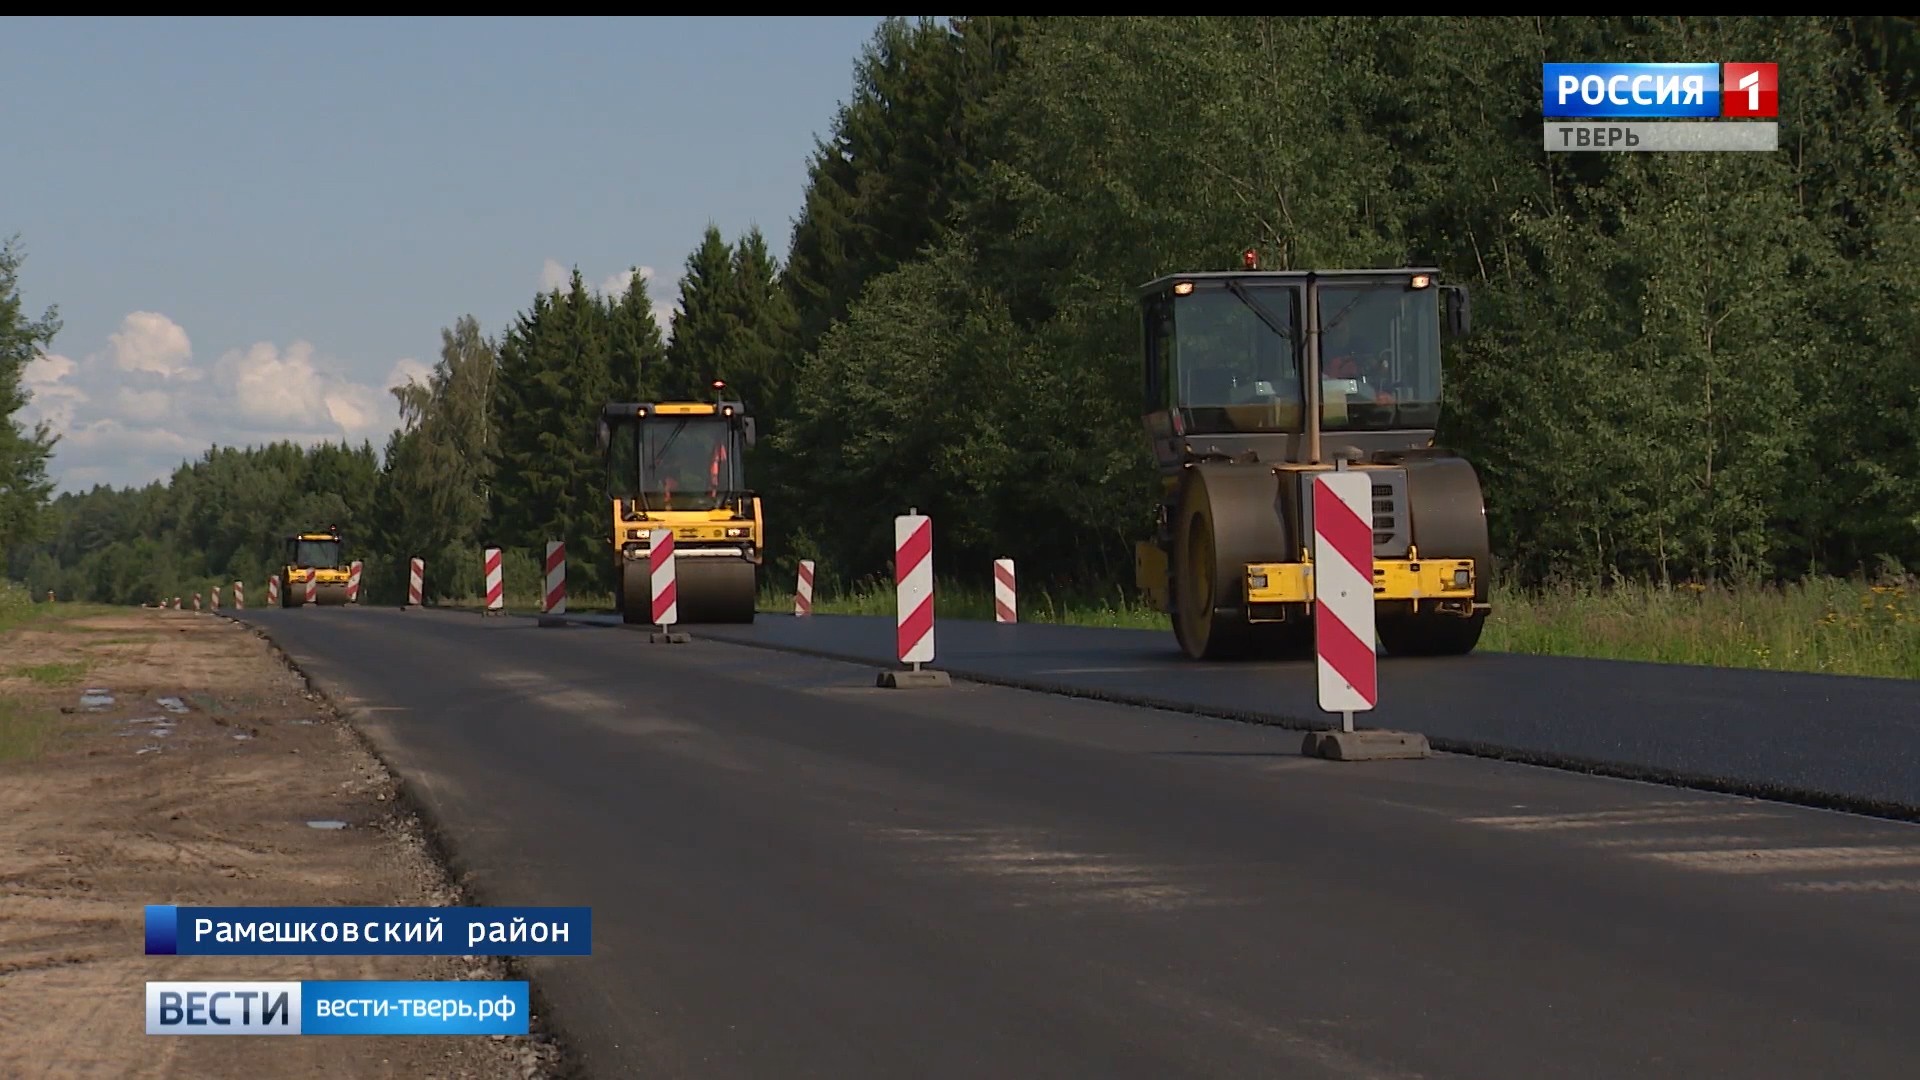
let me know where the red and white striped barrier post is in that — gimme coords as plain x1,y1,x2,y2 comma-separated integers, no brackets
879,509,948,687
267,575,280,606
210,584,220,611
233,581,244,609
193,593,202,612
304,568,317,606
173,597,182,610
794,559,814,616
483,547,504,616
348,560,363,603
407,557,424,608
1303,461,1426,760
646,528,687,643
993,558,1015,623
540,540,566,623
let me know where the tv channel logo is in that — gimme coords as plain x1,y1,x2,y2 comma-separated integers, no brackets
1543,63,1777,119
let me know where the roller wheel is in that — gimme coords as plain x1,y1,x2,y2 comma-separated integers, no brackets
1169,464,1291,661
315,582,351,606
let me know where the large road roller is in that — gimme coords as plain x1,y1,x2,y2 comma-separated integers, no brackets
596,390,762,624
279,525,353,607
1132,258,1492,660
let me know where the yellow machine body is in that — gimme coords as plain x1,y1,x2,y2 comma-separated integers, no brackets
280,528,352,607
597,398,762,624
1132,264,1492,660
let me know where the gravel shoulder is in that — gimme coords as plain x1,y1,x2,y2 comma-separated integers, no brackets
0,607,563,1079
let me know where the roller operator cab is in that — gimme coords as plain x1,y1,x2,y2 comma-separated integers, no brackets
1133,260,1491,660
280,526,352,607
596,392,762,625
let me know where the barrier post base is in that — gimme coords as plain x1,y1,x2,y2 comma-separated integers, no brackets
1301,729,1431,761
877,666,951,689
649,629,690,644
537,614,568,628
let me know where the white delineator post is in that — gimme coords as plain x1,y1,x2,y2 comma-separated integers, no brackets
993,558,1016,623
348,560,363,603
407,557,424,607
267,576,280,606
896,511,934,668
233,581,244,610
1312,463,1378,732
544,540,566,616
644,528,687,644
794,559,814,616
483,547,503,615
878,509,947,687
649,529,677,627
304,568,317,606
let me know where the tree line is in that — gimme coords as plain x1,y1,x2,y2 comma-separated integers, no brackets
7,16,1919,608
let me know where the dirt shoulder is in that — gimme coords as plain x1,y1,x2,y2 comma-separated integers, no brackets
0,607,563,1079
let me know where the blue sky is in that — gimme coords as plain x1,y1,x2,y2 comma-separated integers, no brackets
1,15,893,492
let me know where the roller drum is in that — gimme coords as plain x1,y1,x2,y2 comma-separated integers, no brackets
673,557,759,624
314,581,351,606
619,555,756,624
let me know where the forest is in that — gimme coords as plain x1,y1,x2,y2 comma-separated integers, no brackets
5,17,1918,628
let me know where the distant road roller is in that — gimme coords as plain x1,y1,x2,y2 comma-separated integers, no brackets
1132,257,1491,660
596,389,762,624
279,525,353,607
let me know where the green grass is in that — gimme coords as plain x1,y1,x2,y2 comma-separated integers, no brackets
0,588,123,635
756,575,1920,680
416,572,1919,680
13,661,89,686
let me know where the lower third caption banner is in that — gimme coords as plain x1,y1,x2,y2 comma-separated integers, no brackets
145,980,529,1036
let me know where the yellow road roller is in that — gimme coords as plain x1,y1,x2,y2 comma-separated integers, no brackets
596,388,762,624
1132,257,1492,660
280,525,353,607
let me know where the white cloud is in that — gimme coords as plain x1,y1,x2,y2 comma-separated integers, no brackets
110,310,195,377
18,311,416,492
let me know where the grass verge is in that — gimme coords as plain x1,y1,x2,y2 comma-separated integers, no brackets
753,574,1919,680
395,572,1918,680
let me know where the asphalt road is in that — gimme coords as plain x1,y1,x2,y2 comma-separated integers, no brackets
598,612,1920,817
236,605,1920,1079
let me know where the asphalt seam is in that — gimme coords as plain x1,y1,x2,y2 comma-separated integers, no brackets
558,613,1920,826
213,612,585,1079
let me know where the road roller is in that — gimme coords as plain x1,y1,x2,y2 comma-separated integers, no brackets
279,525,353,607
1132,255,1492,660
596,388,762,624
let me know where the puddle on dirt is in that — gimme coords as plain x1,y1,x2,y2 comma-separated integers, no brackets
232,733,253,741
80,688,115,709
306,820,348,830
155,697,189,713
135,746,161,755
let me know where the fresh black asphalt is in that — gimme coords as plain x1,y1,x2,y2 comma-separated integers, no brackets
234,605,1920,1079
629,613,1920,817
